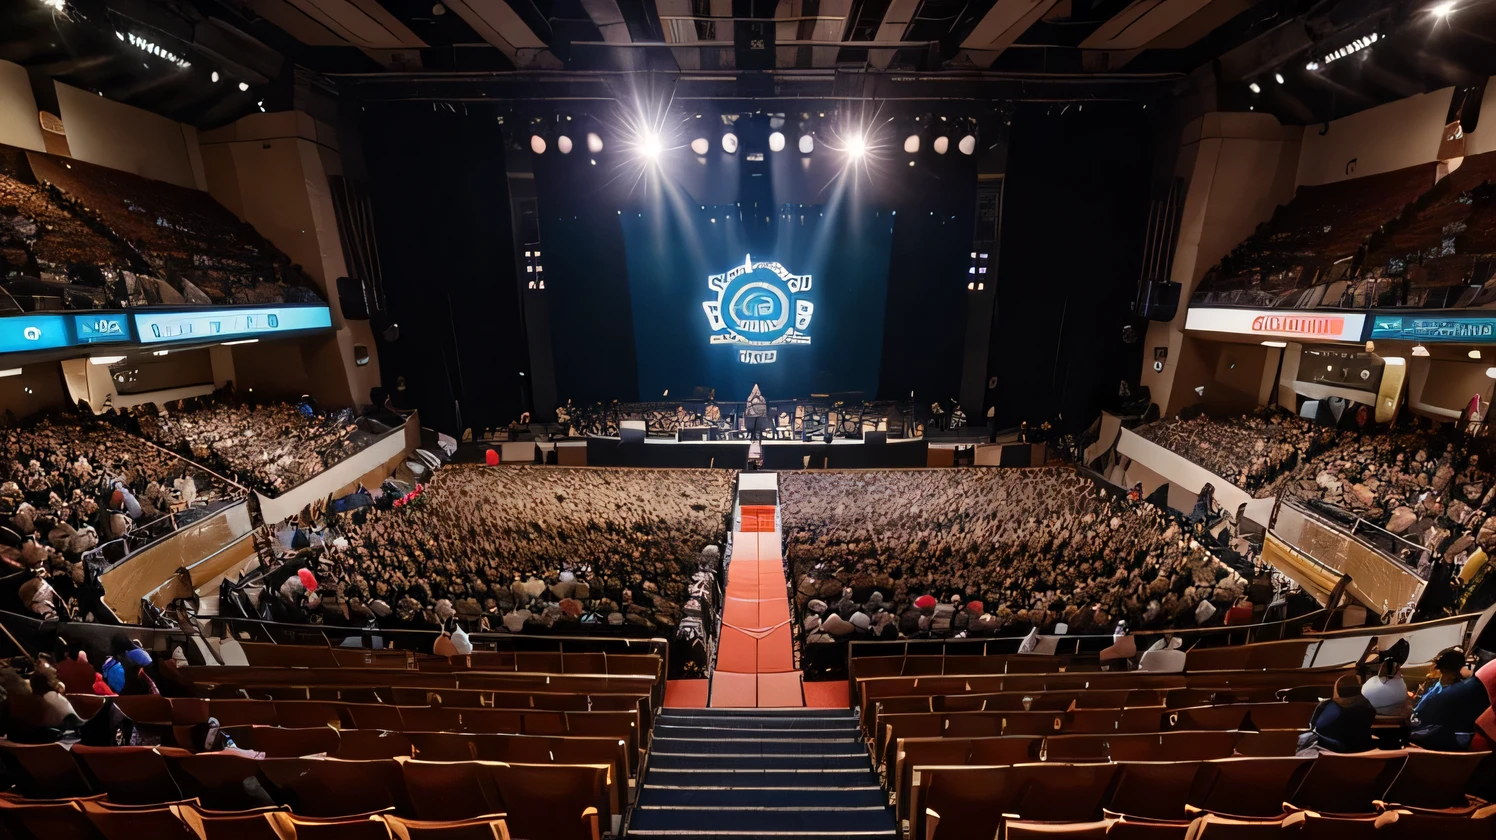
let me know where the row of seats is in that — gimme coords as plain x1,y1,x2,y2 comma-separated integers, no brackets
230,643,663,678
998,810,1492,840
0,744,606,840
37,698,644,774
891,731,1306,824
872,702,1319,766
913,750,1492,840
0,797,518,840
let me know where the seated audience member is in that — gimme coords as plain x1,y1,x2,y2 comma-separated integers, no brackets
30,671,81,728
100,635,131,694
120,656,159,696
55,646,101,695
1304,675,1376,754
1360,639,1413,717
1411,647,1489,750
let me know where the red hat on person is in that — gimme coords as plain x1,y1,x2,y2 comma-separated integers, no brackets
914,594,937,610
966,601,985,615
298,568,318,590
485,449,499,466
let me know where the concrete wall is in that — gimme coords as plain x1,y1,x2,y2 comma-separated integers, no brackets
199,112,382,408
1295,87,1453,187
1141,113,1302,415
54,82,205,190
0,61,45,152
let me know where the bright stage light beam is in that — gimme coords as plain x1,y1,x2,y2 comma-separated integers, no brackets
530,135,547,154
557,135,573,154
691,137,709,155
769,131,786,152
903,134,920,153
587,132,604,153
798,134,814,154
933,136,949,154
722,132,739,154
640,132,663,160
958,134,976,155
847,133,867,158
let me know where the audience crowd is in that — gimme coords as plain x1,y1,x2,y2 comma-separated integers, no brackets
1138,410,1496,584
290,466,734,634
132,397,376,497
1,415,229,622
780,468,1246,643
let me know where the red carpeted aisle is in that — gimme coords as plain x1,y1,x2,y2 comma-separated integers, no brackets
709,504,804,707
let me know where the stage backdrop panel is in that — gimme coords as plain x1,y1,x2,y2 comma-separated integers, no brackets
619,203,893,400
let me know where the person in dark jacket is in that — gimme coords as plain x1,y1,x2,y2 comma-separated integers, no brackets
1410,647,1490,751
1303,675,1376,754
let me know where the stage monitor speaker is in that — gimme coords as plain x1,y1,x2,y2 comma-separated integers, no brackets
336,276,371,320
678,427,707,442
865,431,887,445
1139,279,1181,322
620,420,646,445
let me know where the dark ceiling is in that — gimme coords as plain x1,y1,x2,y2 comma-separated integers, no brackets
1,0,1493,127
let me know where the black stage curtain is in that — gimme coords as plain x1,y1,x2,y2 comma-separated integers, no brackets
989,103,1153,431
359,102,527,434
877,178,977,405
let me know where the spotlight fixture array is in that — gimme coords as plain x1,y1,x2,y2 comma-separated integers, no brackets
525,111,981,163
1322,32,1377,64
125,32,191,68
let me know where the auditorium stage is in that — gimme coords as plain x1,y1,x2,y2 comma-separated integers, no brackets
457,430,1042,469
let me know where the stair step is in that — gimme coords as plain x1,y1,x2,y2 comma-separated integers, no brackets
650,738,864,756
655,725,860,739
659,715,856,730
638,787,888,809
625,826,891,832
648,753,871,771
629,806,897,834
642,769,875,788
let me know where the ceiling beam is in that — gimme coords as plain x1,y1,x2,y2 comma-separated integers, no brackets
439,0,563,67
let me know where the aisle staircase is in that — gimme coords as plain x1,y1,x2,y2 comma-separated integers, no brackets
627,708,897,840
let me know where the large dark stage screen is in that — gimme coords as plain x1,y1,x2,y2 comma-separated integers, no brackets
619,204,892,399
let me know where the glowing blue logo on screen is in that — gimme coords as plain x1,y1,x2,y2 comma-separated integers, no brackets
702,255,812,365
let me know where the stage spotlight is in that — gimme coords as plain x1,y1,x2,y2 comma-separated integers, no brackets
586,132,604,153
641,132,662,160
1433,1,1454,15
1274,72,1285,84
798,134,814,154
238,81,249,91
210,71,219,83
722,132,739,154
690,137,709,155
557,135,573,154
530,135,547,154
957,134,976,155
1249,82,1261,93
769,131,786,152
904,134,920,153
1306,61,1320,70
847,133,867,158
933,135,949,155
